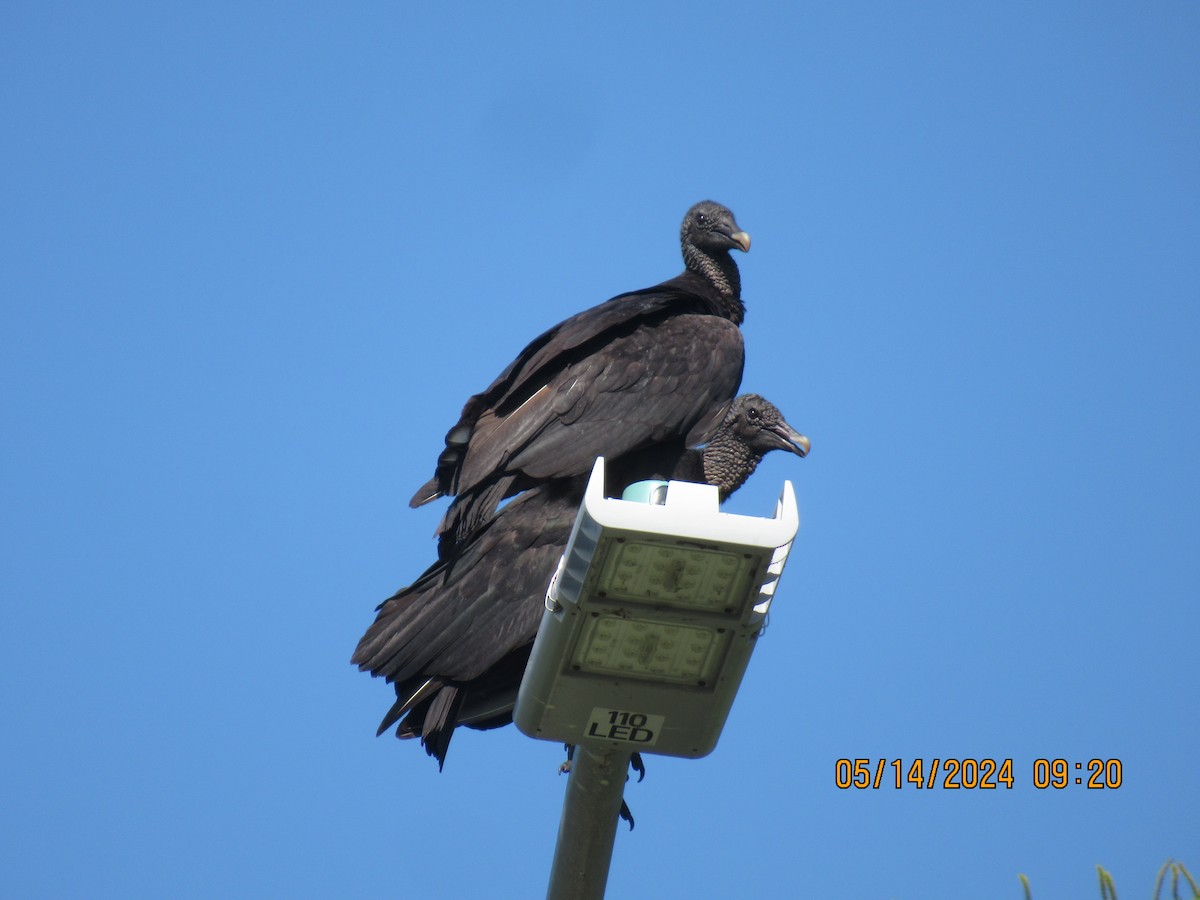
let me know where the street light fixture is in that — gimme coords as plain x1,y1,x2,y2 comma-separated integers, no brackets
515,455,800,758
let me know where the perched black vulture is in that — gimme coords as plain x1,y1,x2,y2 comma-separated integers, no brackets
411,200,751,554
354,394,810,768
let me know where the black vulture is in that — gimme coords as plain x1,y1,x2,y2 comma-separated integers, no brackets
353,394,810,768
411,200,751,554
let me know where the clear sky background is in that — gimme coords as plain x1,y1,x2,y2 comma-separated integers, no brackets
2,3,1197,898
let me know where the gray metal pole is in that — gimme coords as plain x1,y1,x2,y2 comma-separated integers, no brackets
545,745,631,900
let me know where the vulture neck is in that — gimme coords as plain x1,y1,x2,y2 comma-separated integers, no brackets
681,245,744,324
700,431,762,500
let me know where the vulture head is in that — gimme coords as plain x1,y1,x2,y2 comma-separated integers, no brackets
704,393,810,498
682,200,751,255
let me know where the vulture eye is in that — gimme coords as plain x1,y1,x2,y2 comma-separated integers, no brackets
695,212,708,225
746,407,761,422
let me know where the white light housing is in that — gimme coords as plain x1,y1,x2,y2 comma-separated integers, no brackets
514,457,800,758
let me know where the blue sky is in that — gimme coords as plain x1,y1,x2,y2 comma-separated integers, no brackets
2,3,1197,898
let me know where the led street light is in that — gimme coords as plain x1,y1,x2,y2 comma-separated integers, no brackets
514,456,800,759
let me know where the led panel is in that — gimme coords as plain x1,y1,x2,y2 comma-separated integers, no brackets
570,614,728,684
595,541,757,611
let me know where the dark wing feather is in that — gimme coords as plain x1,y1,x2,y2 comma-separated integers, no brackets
353,482,581,766
429,314,742,548
353,482,578,684
486,284,704,417
411,275,738,511
487,316,741,478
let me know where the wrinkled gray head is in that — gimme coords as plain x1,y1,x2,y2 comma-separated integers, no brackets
725,393,810,458
681,201,751,255
703,393,809,497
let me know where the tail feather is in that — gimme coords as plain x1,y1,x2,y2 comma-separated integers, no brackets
377,680,464,771
376,677,442,737
417,687,463,770
409,475,442,508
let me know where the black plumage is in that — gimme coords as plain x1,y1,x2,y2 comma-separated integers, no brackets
411,201,751,554
353,394,810,768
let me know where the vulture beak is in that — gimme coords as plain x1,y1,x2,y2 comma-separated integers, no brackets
730,230,751,252
766,421,811,457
